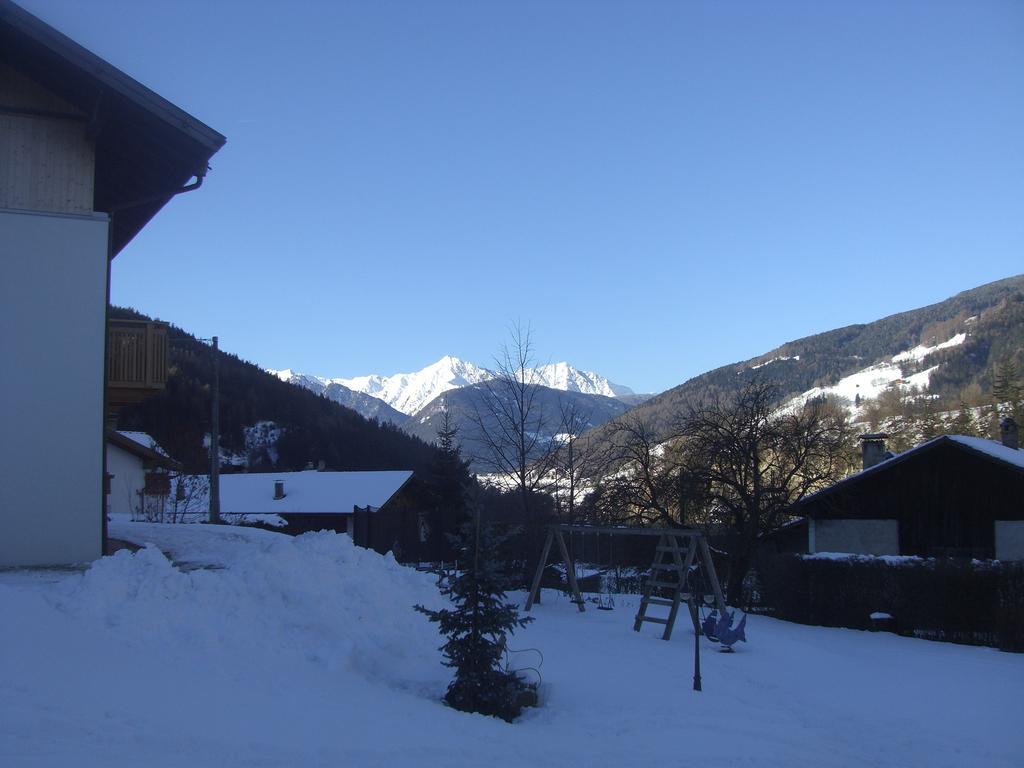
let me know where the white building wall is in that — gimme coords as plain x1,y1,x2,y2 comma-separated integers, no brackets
106,443,146,519
810,519,899,556
995,521,1024,561
0,208,109,566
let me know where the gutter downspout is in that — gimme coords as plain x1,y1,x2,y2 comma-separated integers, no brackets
106,169,207,216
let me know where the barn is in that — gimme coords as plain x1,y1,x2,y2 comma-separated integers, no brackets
790,420,1024,560
217,470,432,562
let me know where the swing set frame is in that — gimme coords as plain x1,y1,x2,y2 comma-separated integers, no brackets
524,524,728,618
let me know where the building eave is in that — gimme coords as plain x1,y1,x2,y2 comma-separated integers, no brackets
793,435,1024,515
0,0,226,255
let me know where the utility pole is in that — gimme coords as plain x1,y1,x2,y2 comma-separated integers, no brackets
209,335,221,524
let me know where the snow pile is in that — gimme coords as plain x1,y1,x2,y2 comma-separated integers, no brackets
804,551,926,565
60,531,445,685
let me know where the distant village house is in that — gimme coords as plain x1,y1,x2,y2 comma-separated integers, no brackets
105,431,181,520
217,470,432,562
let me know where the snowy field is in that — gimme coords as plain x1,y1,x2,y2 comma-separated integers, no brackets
2,523,1021,768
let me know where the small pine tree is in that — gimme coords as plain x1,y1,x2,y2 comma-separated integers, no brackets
426,403,471,561
416,518,535,722
918,396,943,441
992,356,1023,424
950,401,977,437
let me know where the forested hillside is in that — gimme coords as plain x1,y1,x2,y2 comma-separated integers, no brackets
585,274,1024,446
112,307,444,475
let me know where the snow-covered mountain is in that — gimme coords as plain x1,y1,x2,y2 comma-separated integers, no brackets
269,369,407,425
337,356,494,416
531,362,636,399
274,356,641,419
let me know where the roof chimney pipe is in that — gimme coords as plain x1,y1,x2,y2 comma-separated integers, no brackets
860,433,889,470
1001,418,1019,451
273,480,285,500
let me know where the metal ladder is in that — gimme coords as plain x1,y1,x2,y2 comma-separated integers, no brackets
633,533,698,641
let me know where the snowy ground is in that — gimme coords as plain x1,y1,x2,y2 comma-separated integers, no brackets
2,523,1021,768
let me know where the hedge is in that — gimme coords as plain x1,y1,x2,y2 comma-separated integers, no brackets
753,554,1024,652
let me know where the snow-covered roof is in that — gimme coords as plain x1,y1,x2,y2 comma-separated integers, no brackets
795,434,1024,509
219,470,414,515
947,435,1024,470
117,431,169,457
107,430,179,469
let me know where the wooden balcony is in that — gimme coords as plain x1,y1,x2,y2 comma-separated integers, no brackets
106,319,169,410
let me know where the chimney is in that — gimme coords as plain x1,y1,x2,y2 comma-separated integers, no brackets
860,433,889,470
1001,418,1019,451
273,480,285,500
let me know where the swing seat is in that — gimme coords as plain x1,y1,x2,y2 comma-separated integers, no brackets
701,610,747,647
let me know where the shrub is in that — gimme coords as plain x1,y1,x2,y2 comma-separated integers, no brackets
754,553,1024,651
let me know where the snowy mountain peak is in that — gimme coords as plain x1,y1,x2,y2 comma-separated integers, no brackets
336,356,494,416
274,356,639,418
531,362,636,398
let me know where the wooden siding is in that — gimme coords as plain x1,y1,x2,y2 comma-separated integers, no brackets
1,62,94,214
802,442,1024,559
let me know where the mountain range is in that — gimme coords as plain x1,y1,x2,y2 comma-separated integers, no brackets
271,357,643,424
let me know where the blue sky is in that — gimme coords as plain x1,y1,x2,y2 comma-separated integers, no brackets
22,0,1024,394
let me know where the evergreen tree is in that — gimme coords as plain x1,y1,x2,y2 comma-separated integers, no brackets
415,518,535,722
918,396,943,441
992,357,1023,425
992,357,1019,404
985,404,1002,440
950,401,977,437
426,404,471,561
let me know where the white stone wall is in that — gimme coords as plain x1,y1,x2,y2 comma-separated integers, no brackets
995,521,1024,561
809,518,899,556
106,443,147,519
0,208,109,566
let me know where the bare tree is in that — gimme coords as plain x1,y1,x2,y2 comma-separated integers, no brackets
469,324,561,585
679,377,854,601
471,324,560,507
549,399,598,521
591,414,682,526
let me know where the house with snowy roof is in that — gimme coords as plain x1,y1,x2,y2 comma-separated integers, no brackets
789,419,1024,560
218,470,430,560
105,432,181,520
0,1,224,566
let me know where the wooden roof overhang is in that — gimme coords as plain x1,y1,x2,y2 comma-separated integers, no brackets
792,436,1024,518
0,0,226,256
106,430,182,472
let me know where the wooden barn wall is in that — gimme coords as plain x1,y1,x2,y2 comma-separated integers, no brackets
1,62,95,214
365,486,428,563
808,445,1024,558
